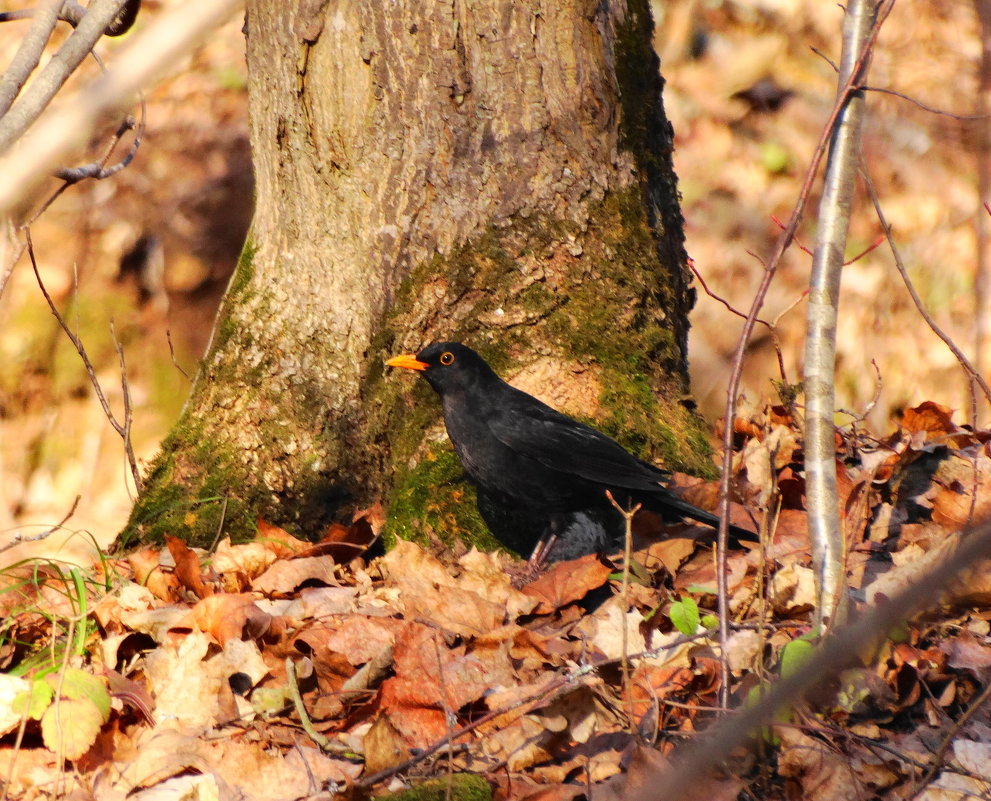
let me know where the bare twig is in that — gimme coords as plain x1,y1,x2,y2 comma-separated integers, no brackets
0,0,132,154
606,490,642,732
109,319,142,494
909,680,991,800
864,85,991,121
860,164,991,414
0,496,81,555
54,110,144,184
0,0,62,118
688,258,792,384
165,329,192,381
836,358,883,422
0,0,245,217
26,232,144,493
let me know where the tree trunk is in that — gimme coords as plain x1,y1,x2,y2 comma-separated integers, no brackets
120,0,711,551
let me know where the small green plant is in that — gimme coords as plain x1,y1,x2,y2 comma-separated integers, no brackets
669,595,700,636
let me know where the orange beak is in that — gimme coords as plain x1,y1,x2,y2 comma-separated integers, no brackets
386,353,429,371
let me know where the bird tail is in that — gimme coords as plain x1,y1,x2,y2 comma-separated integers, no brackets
649,493,758,546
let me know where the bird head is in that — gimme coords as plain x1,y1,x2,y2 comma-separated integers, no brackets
386,341,498,395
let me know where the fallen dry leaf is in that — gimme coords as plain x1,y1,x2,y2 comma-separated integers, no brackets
522,554,612,614
165,535,213,599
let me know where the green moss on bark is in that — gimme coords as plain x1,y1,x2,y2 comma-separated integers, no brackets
117,416,255,551
383,447,501,553
367,183,713,554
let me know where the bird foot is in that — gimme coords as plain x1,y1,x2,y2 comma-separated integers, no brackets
507,559,545,588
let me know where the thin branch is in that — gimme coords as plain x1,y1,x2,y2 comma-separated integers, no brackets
0,0,62,118
909,680,991,800
109,319,142,493
0,496,81,555
606,490,642,732
0,0,132,154
864,85,991,121
688,258,792,383
26,232,144,493
165,329,192,381
54,110,143,184
860,163,991,413
0,0,245,217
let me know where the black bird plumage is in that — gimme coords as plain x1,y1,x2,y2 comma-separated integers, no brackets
387,342,755,560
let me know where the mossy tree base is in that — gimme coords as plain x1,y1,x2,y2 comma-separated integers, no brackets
116,1,711,554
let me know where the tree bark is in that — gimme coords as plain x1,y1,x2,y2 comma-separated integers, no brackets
120,0,710,550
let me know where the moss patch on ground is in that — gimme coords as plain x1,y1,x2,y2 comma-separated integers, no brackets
374,774,491,801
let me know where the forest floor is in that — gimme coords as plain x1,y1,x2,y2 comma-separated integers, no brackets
3,0,991,799
2,398,991,800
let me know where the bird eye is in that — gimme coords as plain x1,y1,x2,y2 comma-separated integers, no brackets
440,351,455,365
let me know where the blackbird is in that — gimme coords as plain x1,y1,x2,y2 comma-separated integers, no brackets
386,342,755,561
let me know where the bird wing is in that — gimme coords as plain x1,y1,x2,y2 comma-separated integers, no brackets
485,387,670,492
484,386,757,542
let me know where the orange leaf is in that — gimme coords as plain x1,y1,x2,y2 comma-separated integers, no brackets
901,401,957,437
165,536,212,599
191,594,271,645
522,554,612,614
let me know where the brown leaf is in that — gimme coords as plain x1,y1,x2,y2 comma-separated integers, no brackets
191,593,271,645
400,579,507,637
522,554,612,614
363,714,411,774
292,514,377,560
295,616,402,667
252,555,340,594
940,631,991,679
629,664,695,724
776,727,873,801
255,518,311,557
165,536,212,599
901,401,957,437
126,547,179,602
378,623,496,748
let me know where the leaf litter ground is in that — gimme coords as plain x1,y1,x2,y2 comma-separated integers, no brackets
3,402,991,800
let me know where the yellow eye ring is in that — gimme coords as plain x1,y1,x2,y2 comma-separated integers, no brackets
440,351,455,365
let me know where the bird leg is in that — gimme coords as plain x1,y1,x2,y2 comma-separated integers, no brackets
527,513,566,569
528,533,558,567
